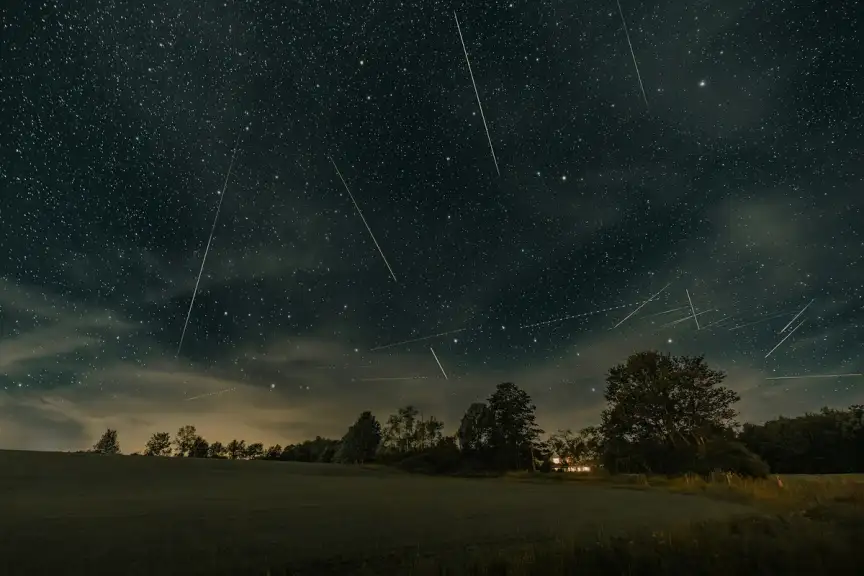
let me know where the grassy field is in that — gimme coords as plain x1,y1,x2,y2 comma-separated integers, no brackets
0,449,760,575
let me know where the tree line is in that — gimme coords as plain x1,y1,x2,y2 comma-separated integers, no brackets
89,351,864,476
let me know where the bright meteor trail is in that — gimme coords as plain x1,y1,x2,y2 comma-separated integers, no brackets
454,11,500,176
330,156,398,283
177,131,242,357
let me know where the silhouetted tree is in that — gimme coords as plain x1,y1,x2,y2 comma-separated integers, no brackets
264,444,283,460
740,405,864,473
457,402,495,453
174,425,199,457
143,432,172,456
207,441,227,459
599,351,763,475
93,428,120,454
226,439,246,460
380,405,421,455
245,442,264,460
487,382,544,470
380,406,446,458
336,411,381,464
280,437,339,462
189,435,209,458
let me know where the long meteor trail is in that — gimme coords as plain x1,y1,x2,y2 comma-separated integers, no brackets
765,319,806,358
728,310,793,332
430,346,449,380
454,11,500,176
185,387,236,402
685,289,700,329
659,309,714,329
615,0,649,110
329,156,397,282
371,328,468,351
177,131,242,357
779,299,814,333
612,283,670,329
765,373,863,381
524,302,634,330
357,376,429,382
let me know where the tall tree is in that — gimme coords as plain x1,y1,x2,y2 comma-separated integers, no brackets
419,416,445,450
740,405,864,474
487,382,544,470
457,402,495,452
381,405,421,454
336,411,382,464
600,351,746,474
174,425,199,457
207,441,227,459
264,444,283,460
92,428,120,454
226,439,246,460
189,435,209,458
245,442,264,460
143,432,172,456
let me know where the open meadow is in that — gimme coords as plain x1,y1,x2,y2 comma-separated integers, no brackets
0,449,762,575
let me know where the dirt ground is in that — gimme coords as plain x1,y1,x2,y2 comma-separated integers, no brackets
0,450,755,575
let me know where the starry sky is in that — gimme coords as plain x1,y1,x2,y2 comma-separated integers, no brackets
1,1,862,452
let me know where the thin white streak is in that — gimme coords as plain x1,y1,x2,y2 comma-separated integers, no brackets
177,132,242,357
454,11,500,176
522,302,632,330
765,373,863,381
185,387,236,402
728,311,793,331
701,315,731,330
615,0,649,109
357,376,429,382
685,289,700,330
612,283,670,329
430,346,449,380
644,305,689,318
764,319,807,358
659,309,714,329
329,156,397,282
780,299,814,333
371,328,468,351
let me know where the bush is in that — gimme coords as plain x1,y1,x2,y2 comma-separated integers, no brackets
395,439,464,474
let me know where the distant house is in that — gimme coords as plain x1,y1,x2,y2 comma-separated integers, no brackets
550,455,592,473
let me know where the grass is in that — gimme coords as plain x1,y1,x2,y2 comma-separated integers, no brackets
2,450,862,575
393,472,864,575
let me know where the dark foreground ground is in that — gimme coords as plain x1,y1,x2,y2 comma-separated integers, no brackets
0,450,756,575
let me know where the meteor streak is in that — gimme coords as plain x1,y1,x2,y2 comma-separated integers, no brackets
780,299,814,333
764,319,807,358
523,302,633,330
357,376,429,382
329,156,397,282
454,11,500,176
430,347,449,380
177,131,242,357
685,289,700,329
185,387,236,402
659,309,714,329
765,373,863,381
612,283,670,329
615,0,649,109
701,315,732,330
644,305,690,318
371,328,468,351
728,310,793,331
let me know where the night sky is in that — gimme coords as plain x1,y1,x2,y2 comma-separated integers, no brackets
1,1,861,452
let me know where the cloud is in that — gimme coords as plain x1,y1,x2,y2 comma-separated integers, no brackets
0,281,136,378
